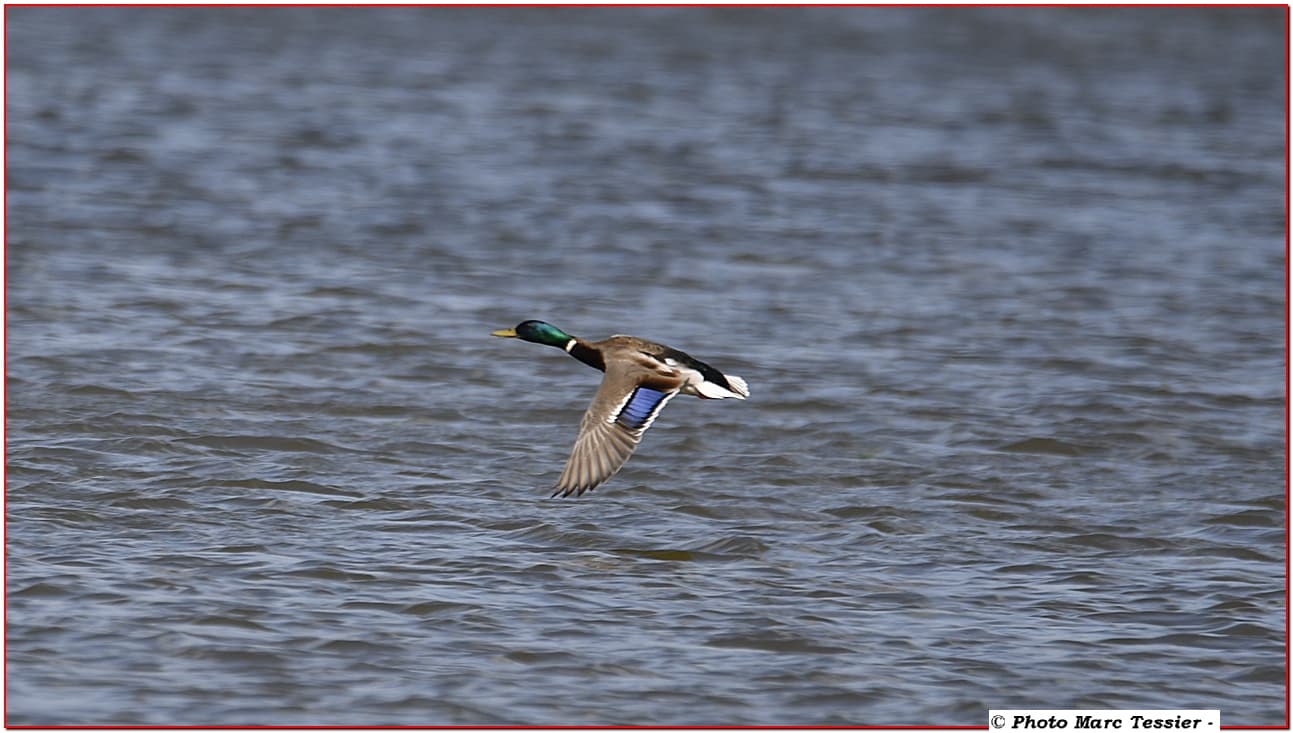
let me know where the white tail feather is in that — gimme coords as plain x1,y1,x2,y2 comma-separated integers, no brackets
725,374,749,398
694,373,748,400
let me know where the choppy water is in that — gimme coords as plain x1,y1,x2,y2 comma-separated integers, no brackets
6,7,1286,726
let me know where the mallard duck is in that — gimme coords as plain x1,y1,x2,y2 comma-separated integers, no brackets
491,320,749,497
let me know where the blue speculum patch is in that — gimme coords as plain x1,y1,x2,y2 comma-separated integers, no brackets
617,387,668,431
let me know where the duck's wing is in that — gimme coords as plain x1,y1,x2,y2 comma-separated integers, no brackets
553,358,680,497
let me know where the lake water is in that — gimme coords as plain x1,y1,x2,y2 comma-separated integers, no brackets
5,7,1286,726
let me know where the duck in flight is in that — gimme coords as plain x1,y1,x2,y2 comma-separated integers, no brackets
491,320,749,497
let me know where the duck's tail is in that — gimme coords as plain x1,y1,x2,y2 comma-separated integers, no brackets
695,372,749,400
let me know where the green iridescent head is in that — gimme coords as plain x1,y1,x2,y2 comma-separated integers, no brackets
491,320,573,348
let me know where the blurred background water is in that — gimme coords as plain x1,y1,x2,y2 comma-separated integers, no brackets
5,6,1286,726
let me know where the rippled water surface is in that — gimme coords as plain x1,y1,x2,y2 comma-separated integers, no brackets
6,7,1287,726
